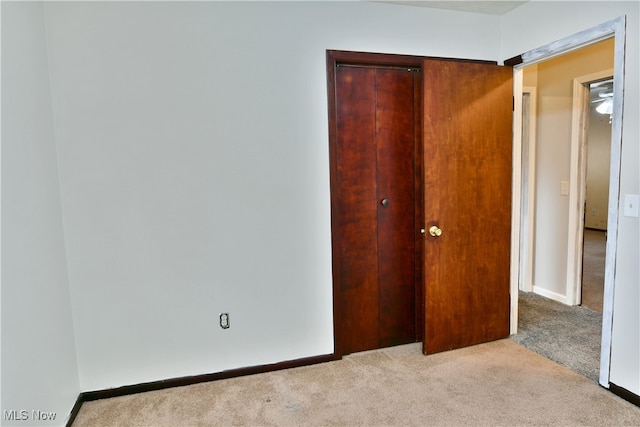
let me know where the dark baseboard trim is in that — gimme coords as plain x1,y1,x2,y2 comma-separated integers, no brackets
65,353,335,426
609,382,640,408
66,394,84,427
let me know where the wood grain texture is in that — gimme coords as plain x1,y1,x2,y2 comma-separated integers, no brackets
329,54,422,355
335,66,380,353
412,71,425,344
422,59,513,354
328,50,511,358
376,68,418,348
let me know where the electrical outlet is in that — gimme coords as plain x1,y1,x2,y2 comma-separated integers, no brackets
220,313,230,329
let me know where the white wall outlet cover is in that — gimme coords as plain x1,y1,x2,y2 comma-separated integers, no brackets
623,194,640,218
220,313,230,329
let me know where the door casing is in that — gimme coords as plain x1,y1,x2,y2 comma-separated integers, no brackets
510,17,626,387
566,69,614,306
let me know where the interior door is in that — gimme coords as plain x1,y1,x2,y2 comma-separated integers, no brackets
332,62,420,355
422,59,513,354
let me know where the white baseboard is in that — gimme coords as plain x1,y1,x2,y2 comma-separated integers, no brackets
531,286,571,305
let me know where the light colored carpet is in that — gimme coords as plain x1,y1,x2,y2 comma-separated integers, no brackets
72,340,640,426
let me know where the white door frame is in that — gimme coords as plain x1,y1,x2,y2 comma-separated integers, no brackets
566,69,614,307
517,86,537,294
510,16,626,388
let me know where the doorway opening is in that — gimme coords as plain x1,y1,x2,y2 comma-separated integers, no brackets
511,17,626,387
514,71,614,383
566,70,614,309
580,78,614,312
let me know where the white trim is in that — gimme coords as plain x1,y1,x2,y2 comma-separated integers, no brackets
521,86,537,294
510,69,524,335
0,2,3,413
510,79,538,336
510,16,625,389
521,18,623,64
532,286,571,305
566,69,614,307
599,16,625,389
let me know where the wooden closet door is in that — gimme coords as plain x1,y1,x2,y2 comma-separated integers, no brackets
334,65,418,355
335,66,380,353
376,68,417,348
422,59,513,354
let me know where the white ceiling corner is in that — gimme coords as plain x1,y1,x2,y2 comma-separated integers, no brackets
374,1,529,16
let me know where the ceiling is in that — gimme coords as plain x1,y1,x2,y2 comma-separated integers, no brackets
376,1,529,15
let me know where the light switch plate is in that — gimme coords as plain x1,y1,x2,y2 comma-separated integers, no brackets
560,181,570,196
623,194,639,218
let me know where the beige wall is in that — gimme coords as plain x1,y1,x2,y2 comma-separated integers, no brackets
523,63,538,87
585,101,612,230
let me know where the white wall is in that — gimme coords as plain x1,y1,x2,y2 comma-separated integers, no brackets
502,0,640,395
4,0,639,417
0,2,80,426
40,1,502,392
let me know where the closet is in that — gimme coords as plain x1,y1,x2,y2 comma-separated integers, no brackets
328,51,512,356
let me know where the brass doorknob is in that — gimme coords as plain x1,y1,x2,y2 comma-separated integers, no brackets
429,225,443,237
